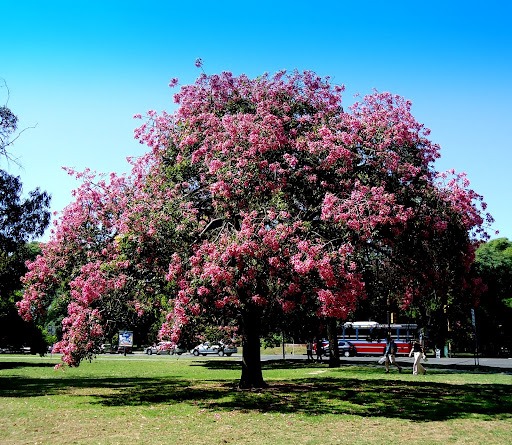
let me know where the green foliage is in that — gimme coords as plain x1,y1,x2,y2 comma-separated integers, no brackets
0,170,51,252
0,145,51,351
473,238,512,355
0,242,47,351
261,333,282,349
475,238,512,293
0,242,39,303
0,102,18,158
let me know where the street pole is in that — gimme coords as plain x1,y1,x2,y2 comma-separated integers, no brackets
471,308,480,366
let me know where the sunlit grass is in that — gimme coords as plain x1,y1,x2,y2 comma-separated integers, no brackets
1,355,511,444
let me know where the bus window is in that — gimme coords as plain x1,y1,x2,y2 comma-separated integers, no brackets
341,322,418,356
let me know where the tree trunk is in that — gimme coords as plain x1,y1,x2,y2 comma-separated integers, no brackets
239,309,267,389
327,318,340,368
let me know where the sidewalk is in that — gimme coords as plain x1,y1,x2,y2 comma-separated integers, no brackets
339,355,512,371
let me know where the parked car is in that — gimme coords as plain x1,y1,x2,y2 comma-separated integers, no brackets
191,341,237,357
156,341,173,355
172,344,188,355
144,341,187,355
99,343,114,354
144,344,158,355
337,340,357,357
313,339,329,355
313,339,356,357
145,341,172,355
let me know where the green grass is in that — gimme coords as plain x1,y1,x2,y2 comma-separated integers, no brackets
1,355,511,445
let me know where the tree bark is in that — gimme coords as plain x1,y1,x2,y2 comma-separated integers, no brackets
239,309,267,389
327,318,340,368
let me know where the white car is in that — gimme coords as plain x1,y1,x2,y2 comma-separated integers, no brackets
145,341,172,355
145,342,187,355
191,342,237,357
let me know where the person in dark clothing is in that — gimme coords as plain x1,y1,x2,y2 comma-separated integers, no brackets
306,341,314,361
315,339,324,362
383,336,402,373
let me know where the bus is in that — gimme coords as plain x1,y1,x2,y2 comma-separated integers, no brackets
340,321,418,356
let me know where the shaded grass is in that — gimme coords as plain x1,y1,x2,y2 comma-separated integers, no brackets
0,355,511,445
3,370,508,422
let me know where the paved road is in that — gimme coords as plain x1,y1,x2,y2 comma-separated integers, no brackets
251,354,512,372
324,355,512,370
11,351,510,372
110,351,512,371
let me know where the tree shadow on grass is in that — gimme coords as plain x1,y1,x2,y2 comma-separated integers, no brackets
191,358,338,371
0,374,192,400
222,377,512,421
98,376,512,422
0,361,56,370
1,360,511,422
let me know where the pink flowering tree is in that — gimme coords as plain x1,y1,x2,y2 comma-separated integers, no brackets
17,168,165,365
19,70,490,387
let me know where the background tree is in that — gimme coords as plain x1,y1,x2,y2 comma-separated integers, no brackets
0,80,17,160
0,143,51,353
19,70,490,387
0,241,46,351
0,104,17,159
16,168,168,363
472,238,512,355
0,85,52,352
1,79,33,163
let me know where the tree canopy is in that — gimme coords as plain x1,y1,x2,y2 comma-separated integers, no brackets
0,104,17,158
1,79,25,162
18,70,491,386
472,238,512,355
0,92,52,351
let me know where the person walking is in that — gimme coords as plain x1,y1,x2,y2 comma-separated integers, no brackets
306,340,314,362
383,336,402,373
315,338,324,362
409,340,426,375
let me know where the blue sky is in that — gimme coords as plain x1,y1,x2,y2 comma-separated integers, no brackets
2,0,511,241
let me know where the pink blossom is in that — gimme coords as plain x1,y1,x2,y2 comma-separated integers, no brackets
17,69,491,371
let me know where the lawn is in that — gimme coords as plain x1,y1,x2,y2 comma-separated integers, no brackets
0,354,511,445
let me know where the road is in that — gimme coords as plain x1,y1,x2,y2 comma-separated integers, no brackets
96,351,512,371
260,354,512,370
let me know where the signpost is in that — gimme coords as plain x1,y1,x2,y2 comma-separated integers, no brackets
471,309,479,366
118,331,133,356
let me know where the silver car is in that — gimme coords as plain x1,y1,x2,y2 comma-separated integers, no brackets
191,342,237,357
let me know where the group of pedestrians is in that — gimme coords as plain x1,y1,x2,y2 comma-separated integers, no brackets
381,336,427,375
306,339,324,362
307,335,428,375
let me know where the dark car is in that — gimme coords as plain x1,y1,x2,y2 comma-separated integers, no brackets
313,339,357,357
337,340,356,357
313,340,329,355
